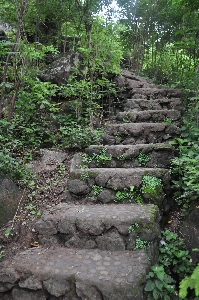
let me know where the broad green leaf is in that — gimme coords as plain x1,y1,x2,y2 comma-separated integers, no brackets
144,280,155,292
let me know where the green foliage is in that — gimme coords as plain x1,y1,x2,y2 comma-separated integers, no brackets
92,185,103,196
24,204,42,216
138,153,150,166
0,245,5,259
0,40,11,62
122,116,131,123
128,223,139,233
179,264,199,298
80,172,90,181
145,265,178,300
171,100,199,215
164,117,172,124
145,230,196,300
58,123,103,149
0,148,33,184
5,227,13,239
145,230,194,299
159,230,193,280
118,154,125,161
82,148,112,167
134,236,152,250
115,186,143,204
141,176,164,201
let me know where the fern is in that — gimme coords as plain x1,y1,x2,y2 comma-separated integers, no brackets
179,264,199,298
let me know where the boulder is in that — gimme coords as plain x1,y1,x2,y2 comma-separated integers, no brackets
0,30,8,41
39,52,80,85
0,174,23,228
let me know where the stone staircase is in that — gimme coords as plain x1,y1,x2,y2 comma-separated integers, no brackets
0,70,182,300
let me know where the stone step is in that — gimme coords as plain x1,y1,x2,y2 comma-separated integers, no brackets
67,167,171,210
116,109,181,126
130,87,182,99
124,98,182,112
0,247,154,300
82,143,176,168
103,122,181,145
35,203,160,251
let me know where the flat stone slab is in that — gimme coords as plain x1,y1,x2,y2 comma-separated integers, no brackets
84,143,176,168
103,123,181,145
68,167,171,210
124,98,182,112
116,109,181,126
0,247,152,300
35,203,160,250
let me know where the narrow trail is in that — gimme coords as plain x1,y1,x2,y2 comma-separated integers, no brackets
0,70,182,300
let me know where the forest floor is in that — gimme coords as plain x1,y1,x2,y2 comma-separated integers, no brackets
0,148,76,262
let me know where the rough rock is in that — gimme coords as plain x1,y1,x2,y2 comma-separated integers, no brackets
84,144,176,169
0,30,8,41
39,52,80,85
124,98,182,112
116,109,181,126
35,203,160,250
103,123,181,145
67,179,91,195
12,287,47,300
32,149,67,173
0,174,23,228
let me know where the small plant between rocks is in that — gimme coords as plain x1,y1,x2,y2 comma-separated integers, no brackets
141,176,164,201
122,116,131,123
81,147,112,167
0,245,5,259
137,153,150,166
80,172,90,180
128,223,140,233
92,185,103,196
115,186,143,204
118,154,125,161
134,236,152,250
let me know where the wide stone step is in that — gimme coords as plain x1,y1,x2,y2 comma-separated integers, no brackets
68,167,171,210
124,98,182,112
82,143,176,168
35,203,160,251
0,247,154,300
103,123,181,145
116,109,181,126
131,87,182,99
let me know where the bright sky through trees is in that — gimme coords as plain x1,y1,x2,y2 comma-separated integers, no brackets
98,0,121,21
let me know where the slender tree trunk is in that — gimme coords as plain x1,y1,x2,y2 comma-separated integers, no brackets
0,0,28,119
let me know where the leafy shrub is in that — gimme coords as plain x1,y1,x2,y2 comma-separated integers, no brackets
179,264,199,298
171,103,199,215
145,230,194,299
159,230,193,281
58,123,103,149
145,265,177,300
